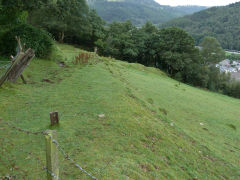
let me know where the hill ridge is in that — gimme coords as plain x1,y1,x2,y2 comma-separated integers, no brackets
87,0,207,25
162,1,240,50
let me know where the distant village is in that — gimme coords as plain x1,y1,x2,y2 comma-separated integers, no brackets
216,59,240,81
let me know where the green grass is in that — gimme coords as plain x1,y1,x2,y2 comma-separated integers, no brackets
0,43,240,179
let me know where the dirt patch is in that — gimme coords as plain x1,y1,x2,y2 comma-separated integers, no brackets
226,124,237,130
140,164,152,172
42,79,54,84
159,108,168,115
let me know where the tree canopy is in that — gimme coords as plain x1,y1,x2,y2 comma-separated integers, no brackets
32,0,89,42
200,36,225,64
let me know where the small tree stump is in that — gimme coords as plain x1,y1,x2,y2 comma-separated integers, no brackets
50,112,59,126
20,75,27,84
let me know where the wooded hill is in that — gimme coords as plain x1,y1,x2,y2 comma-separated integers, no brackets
162,2,240,50
87,0,207,25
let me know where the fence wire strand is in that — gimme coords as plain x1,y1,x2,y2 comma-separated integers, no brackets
0,119,98,180
47,135,98,180
0,124,46,179
0,121,45,136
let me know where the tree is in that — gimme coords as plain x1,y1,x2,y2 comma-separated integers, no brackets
36,0,89,43
87,9,106,47
96,21,138,62
200,36,225,64
154,27,199,76
135,21,158,66
0,0,44,29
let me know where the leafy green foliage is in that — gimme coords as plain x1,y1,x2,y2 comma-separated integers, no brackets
163,2,240,50
226,52,240,61
96,21,139,62
0,0,42,25
224,81,240,98
0,0,105,54
97,23,203,80
0,24,53,58
154,27,199,75
0,0,54,58
29,0,105,48
97,21,239,99
87,9,106,47
32,0,89,43
200,36,226,64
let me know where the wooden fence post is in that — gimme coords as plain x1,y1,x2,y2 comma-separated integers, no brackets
50,112,59,126
45,130,59,180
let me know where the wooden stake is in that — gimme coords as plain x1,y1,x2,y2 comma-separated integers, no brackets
20,75,27,84
50,112,59,126
45,130,59,180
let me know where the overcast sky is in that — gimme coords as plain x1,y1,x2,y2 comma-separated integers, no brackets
155,0,239,6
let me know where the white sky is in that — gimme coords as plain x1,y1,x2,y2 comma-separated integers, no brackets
155,0,240,6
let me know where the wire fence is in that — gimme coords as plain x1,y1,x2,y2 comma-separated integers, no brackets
0,119,98,180
0,60,11,79
0,124,46,179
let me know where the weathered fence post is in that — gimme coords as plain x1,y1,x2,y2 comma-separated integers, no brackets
45,130,59,180
0,36,35,87
50,112,59,126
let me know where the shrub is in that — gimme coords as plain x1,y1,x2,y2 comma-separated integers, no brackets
0,24,53,58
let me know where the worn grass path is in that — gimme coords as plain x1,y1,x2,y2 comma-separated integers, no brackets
0,44,240,179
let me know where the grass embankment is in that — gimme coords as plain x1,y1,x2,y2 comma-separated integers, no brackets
0,44,240,179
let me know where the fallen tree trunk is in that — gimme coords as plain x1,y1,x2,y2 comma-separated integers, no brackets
0,37,35,87
8,48,35,82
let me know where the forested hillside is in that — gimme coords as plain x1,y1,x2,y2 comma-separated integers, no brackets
162,2,240,50
87,0,206,25
1,0,240,99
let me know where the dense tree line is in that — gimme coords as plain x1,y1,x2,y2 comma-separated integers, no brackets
0,0,239,99
162,2,240,50
96,21,240,99
0,0,105,57
0,0,54,57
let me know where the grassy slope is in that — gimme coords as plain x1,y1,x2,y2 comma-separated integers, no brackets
0,44,240,179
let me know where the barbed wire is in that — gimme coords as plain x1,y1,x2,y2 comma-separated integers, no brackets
18,147,60,180
0,119,98,180
44,167,61,180
0,121,45,135
47,135,98,180
0,139,46,179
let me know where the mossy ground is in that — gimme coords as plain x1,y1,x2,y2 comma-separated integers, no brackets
0,44,240,179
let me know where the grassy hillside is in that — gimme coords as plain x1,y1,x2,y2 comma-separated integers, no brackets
88,0,206,26
162,2,240,50
0,44,240,179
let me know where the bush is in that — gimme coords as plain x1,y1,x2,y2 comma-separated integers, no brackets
0,24,53,58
